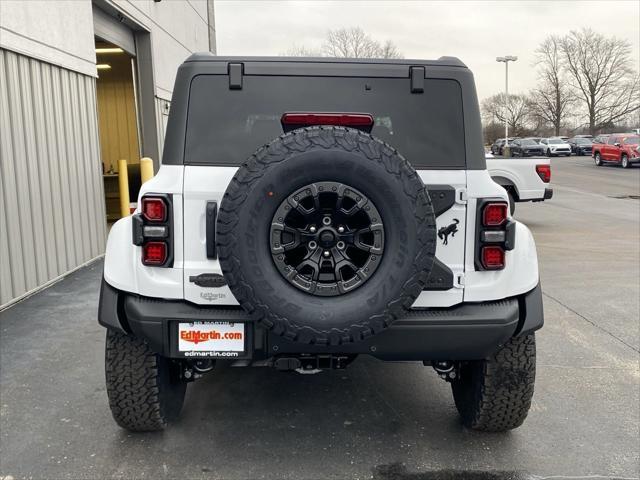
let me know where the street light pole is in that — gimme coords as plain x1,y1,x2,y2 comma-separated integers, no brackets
496,55,517,156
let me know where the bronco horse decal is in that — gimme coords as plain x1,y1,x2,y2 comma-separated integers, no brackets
438,219,460,245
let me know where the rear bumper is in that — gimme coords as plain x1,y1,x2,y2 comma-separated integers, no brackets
524,187,553,203
99,280,544,361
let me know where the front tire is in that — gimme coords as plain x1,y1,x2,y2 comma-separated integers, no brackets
105,330,187,432
621,154,630,168
451,334,536,432
594,152,602,166
546,148,553,157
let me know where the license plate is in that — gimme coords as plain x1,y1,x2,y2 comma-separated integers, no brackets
178,321,245,357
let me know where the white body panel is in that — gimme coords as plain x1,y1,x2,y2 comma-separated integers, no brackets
486,157,551,201
413,170,466,308
183,166,239,305
464,170,539,301
104,165,185,299
103,165,539,308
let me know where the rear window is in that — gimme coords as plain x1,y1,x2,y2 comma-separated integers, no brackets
185,75,466,169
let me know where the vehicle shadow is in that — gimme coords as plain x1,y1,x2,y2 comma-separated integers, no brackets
107,356,529,478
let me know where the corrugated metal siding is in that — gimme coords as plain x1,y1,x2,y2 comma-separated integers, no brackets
0,48,107,307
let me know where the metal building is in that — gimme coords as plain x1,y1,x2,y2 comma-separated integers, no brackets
0,0,216,308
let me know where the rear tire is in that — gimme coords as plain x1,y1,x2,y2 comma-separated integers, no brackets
621,154,630,168
594,153,602,166
105,330,187,432
546,149,553,157
451,334,536,432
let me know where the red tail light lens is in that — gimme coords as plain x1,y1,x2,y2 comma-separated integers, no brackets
142,197,167,222
481,246,505,270
143,242,167,265
281,113,374,128
483,203,508,226
536,164,551,183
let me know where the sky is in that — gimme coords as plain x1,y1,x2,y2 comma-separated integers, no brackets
215,0,640,101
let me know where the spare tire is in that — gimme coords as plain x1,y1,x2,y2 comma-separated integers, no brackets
217,126,436,345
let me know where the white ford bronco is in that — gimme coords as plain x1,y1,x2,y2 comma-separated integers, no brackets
99,54,543,433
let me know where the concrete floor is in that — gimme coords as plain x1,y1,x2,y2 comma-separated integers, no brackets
1,156,638,480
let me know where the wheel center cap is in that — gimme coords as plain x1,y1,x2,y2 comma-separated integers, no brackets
318,229,336,248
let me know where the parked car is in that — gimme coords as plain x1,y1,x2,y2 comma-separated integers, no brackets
568,137,593,156
540,137,571,156
509,138,545,157
98,54,544,433
593,134,640,168
487,155,552,214
490,137,516,155
574,134,593,139
592,134,610,148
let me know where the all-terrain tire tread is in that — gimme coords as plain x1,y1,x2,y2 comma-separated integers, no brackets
105,330,184,432
452,334,536,432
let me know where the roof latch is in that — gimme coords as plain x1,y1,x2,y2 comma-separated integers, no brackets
410,66,424,94
228,63,243,90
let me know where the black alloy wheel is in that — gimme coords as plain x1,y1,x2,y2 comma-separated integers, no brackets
270,181,384,296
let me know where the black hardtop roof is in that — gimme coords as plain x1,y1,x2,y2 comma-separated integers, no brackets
163,52,486,170
184,52,467,68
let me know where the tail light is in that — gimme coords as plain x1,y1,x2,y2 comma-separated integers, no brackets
142,197,167,222
483,203,508,226
481,246,505,270
281,113,374,133
536,164,551,183
143,242,168,265
132,194,173,267
475,199,515,271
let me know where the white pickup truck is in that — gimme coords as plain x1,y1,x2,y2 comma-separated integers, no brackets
486,153,553,214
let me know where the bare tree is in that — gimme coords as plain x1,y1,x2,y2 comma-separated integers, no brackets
283,44,323,57
482,93,533,137
560,28,640,135
530,35,575,136
285,27,403,59
379,40,403,60
323,27,403,59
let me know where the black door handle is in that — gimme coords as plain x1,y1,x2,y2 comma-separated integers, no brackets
206,201,217,259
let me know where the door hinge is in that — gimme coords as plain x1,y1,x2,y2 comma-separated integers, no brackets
228,63,243,90
454,273,465,289
455,188,468,204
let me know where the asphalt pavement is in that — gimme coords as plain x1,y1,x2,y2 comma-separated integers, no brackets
1,156,638,480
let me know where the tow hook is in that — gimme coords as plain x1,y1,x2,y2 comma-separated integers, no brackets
274,355,352,372
433,360,459,382
181,359,215,382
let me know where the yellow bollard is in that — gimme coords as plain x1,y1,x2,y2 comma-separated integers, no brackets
140,157,155,184
118,159,130,218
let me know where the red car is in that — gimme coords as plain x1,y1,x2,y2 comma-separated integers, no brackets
593,133,640,168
